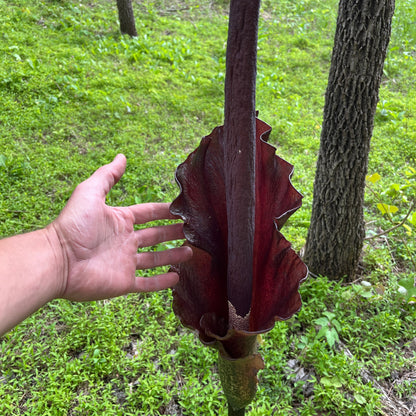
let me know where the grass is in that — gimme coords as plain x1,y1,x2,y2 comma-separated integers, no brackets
0,0,415,414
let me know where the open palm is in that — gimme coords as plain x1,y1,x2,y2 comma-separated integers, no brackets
51,154,191,301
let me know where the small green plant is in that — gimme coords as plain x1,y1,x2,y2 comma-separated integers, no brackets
398,275,416,304
365,168,416,270
375,99,406,128
314,311,341,349
367,169,416,230
393,379,416,399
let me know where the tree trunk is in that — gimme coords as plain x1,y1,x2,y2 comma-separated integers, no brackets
116,0,137,37
303,0,395,281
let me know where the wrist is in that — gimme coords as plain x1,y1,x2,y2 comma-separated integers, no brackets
45,223,69,300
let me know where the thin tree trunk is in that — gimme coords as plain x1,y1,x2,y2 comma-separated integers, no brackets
223,0,261,316
116,0,137,37
303,0,395,281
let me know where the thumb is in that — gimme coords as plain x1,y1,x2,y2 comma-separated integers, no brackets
87,154,127,197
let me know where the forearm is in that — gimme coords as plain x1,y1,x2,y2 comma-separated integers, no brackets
0,227,65,336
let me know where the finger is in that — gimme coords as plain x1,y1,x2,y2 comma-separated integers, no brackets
86,154,127,197
129,202,178,224
137,246,192,269
134,272,180,292
136,223,185,248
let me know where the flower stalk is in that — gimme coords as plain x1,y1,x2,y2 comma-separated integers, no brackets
224,0,261,317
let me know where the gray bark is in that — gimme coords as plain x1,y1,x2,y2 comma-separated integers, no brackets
303,0,395,281
116,0,137,37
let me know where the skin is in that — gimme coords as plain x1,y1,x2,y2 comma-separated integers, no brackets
0,154,192,335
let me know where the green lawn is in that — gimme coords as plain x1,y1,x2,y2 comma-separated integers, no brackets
1,1,415,415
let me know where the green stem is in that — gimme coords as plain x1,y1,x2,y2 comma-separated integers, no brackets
228,404,245,416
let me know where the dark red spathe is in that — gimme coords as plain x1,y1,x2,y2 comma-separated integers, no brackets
170,118,308,356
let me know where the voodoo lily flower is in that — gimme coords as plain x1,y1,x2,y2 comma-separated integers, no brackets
170,0,307,414
170,118,308,413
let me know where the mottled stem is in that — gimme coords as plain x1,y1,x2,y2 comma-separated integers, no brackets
224,0,261,317
228,405,245,416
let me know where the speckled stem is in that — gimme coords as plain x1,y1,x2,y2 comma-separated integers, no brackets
218,343,264,414
228,405,245,416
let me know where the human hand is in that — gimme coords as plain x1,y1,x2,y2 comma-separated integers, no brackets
49,154,192,301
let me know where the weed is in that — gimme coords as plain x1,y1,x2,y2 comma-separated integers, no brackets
365,167,416,272
314,311,341,349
